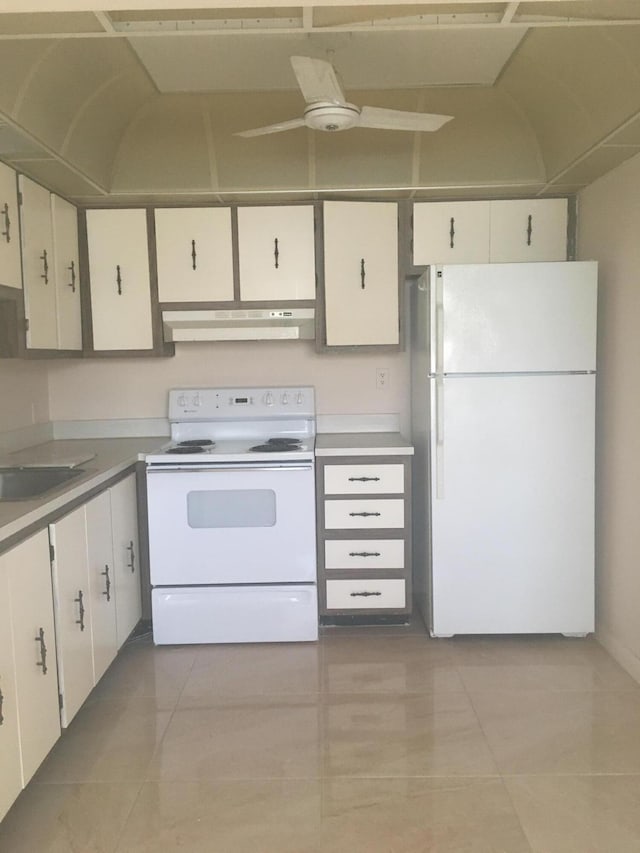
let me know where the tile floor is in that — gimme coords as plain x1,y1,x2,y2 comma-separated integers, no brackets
2,622,640,851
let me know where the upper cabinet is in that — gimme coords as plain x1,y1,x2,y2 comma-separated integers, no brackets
155,207,234,303
85,208,154,352
237,205,316,302
0,162,22,290
413,198,568,266
322,201,399,347
19,176,81,351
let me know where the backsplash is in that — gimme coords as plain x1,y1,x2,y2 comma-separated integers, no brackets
0,360,50,448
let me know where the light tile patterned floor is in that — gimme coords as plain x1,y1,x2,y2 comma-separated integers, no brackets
2,623,640,852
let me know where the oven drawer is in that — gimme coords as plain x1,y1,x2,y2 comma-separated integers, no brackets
324,539,404,570
324,499,404,529
325,579,406,610
324,464,404,495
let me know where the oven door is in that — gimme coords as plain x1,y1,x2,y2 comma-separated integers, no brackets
146,461,316,585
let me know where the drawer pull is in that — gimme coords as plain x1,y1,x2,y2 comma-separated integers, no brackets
349,511,381,517
349,551,381,557
348,476,381,482
350,590,382,597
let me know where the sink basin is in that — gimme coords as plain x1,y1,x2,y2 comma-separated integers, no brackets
0,467,85,501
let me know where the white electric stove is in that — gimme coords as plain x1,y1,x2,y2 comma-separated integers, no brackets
146,386,318,645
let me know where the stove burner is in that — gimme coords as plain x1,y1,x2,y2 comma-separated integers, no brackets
177,439,215,447
168,445,210,455
249,438,303,453
266,437,301,446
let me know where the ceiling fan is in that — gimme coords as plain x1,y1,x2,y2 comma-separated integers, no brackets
235,55,454,137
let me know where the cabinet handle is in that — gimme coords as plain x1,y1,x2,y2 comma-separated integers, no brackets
127,540,136,573
191,239,197,271
349,511,381,517
449,216,455,249
67,260,76,293
1,202,10,243
116,265,122,295
360,258,366,289
274,237,279,269
350,590,382,597
348,476,380,482
526,214,533,246
35,627,48,675
40,249,49,284
74,589,85,631
349,551,381,557
0,685,4,725
101,564,111,602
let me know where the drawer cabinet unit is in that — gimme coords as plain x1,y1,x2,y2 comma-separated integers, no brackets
0,161,22,290
316,453,412,621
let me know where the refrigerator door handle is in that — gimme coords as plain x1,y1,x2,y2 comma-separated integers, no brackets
435,377,445,499
434,272,444,375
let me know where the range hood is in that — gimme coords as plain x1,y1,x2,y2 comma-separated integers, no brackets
162,308,315,342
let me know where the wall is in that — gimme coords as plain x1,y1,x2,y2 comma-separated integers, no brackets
577,151,640,682
0,359,50,448
46,341,411,432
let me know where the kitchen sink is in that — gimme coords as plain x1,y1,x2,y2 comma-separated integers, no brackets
0,467,85,501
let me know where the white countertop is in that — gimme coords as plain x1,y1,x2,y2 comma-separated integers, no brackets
315,432,414,456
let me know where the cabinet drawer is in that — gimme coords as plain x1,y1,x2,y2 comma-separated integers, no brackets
326,579,406,610
325,539,404,570
324,464,404,495
324,499,404,529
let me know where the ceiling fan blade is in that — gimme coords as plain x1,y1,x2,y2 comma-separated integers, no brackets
358,106,454,132
235,118,306,138
290,56,346,105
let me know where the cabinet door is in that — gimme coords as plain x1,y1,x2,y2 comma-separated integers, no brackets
489,198,568,262
19,176,57,349
6,530,60,786
413,201,491,265
0,162,22,289
52,194,82,350
86,209,153,350
238,205,316,301
0,562,21,822
110,474,142,648
50,507,94,727
323,202,399,346
86,491,117,682
156,207,234,303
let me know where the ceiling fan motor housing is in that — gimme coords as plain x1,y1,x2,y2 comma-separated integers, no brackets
304,101,360,131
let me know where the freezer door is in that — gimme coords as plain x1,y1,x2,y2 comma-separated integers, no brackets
431,262,597,374
429,374,595,636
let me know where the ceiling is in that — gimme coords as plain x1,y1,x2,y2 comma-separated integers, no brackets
1,0,640,203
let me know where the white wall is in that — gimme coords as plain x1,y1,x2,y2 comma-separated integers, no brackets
0,360,49,433
578,151,640,682
46,341,411,432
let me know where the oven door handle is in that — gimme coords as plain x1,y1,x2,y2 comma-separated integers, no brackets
147,464,314,473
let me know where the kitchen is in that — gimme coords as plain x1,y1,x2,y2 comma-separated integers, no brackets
1,1,640,849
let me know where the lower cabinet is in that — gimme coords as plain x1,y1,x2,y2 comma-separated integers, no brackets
86,491,117,682
110,474,142,648
1,530,60,821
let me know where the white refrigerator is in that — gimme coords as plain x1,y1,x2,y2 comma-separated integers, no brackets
411,261,597,637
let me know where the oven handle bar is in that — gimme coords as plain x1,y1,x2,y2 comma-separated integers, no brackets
147,464,313,473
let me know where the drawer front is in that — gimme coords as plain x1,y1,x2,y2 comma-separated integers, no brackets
325,539,405,570
326,579,406,610
324,499,404,529
324,464,404,495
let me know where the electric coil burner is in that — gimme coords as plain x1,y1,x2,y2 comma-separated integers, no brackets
145,386,317,645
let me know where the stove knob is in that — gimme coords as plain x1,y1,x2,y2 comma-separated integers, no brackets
296,392,304,405
193,394,201,407
281,392,289,405
178,395,186,407
264,392,274,406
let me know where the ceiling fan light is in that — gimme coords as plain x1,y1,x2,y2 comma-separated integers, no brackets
304,102,360,132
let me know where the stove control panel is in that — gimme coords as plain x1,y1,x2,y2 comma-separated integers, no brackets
169,386,315,420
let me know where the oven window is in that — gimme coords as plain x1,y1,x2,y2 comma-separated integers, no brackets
187,489,276,528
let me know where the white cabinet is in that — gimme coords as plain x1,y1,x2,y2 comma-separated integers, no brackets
85,490,117,682
52,194,82,350
110,473,142,647
19,176,57,349
155,207,234,303
0,562,21,822
5,530,60,787
489,198,568,262
237,205,316,301
323,201,399,346
0,161,22,289
413,198,568,266
86,209,154,351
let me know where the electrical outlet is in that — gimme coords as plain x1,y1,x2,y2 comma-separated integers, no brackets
376,367,389,390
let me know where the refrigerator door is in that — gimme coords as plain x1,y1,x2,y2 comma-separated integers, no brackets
430,262,597,374
429,373,595,636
